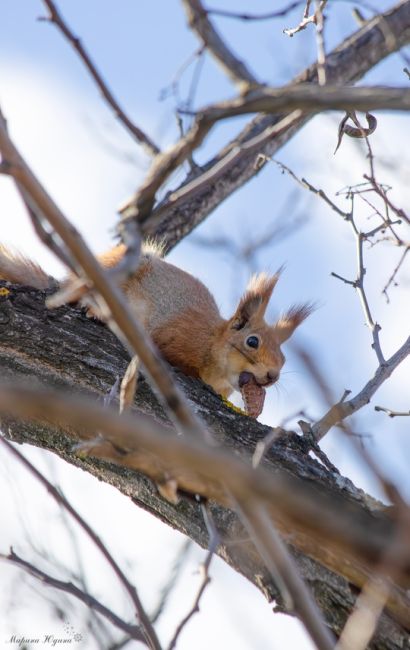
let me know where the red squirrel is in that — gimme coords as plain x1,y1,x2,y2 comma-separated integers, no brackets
0,241,313,417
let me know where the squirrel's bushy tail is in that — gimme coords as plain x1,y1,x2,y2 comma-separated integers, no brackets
0,244,52,290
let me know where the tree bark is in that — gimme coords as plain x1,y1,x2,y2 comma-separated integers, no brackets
0,283,409,648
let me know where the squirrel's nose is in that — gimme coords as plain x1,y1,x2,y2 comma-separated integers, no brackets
267,370,279,384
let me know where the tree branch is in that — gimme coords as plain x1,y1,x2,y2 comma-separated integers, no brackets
192,85,410,121
40,0,160,156
181,0,260,90
0,437,161,650
0,287,410,644
132,0,410,250
0,549,147,643
235,500,335,650
311,336,410,439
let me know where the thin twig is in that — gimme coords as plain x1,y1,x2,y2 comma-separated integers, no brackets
382,246,410,303
274,159,352,218
160,45,205,106
167,502,218,650
0,548,146,643
275,162,386,365
314,1,327,85
206,2,303,21
374,406,410,418
311,335,410,439
364,174,410,226
16,185,76,275
350,219,385,365
0,438,161,650
40,0,160,156
284,0,328,37
150,539,192,624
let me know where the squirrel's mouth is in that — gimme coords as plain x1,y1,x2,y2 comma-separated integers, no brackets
238,371,266,418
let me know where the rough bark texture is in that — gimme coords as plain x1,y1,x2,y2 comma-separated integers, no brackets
140,1,410,251
0,283,409,648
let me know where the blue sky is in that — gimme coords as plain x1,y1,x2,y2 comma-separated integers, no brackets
0,1,409,648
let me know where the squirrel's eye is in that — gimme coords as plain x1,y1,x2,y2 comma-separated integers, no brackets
246,335,259,349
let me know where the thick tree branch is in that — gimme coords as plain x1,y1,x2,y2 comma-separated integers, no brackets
181,0,260,90
120,83,410,230
0,286,409,646
130,0,410,250
193,85,410,121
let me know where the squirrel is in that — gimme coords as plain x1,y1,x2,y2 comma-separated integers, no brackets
0,241,313,418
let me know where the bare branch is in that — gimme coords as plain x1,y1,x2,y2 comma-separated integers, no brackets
167,503,218,650
192,85,410,122
0,549,146,643
311,335,410,439
1,282,410,641
119,25,410,227
284,0,328,37
350,220,385,365
139,111,302,228
181,0,259,90
39,0,160,156
314,1,328,85
274,163,390,365
149,540,192,625
252,428,286,468
119,113,215,223
137,1,410,250
382,246,410,303
364,173,410,226
0,438,161,650
375,406,410,418
206,3,303,22
274,159,352,218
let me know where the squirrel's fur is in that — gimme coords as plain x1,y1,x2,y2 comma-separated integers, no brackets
0,241,313,409
0,244,51,289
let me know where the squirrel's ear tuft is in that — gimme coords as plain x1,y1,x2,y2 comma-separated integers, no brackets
231,271,282,329
274,303,315,343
